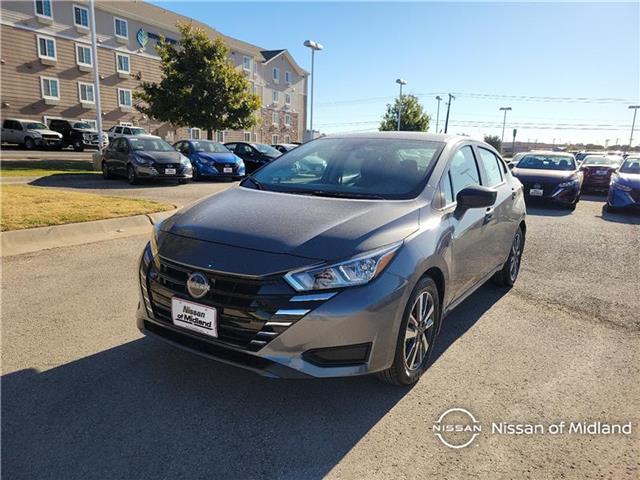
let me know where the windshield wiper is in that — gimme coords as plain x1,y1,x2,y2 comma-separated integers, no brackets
308,190,385,200
242,177,264,190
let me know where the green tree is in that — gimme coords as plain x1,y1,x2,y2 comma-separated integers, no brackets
379,94,430,132
135,22,261,139
484,135,502,151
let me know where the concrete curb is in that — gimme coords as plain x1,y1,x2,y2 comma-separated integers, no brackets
1,208,177,257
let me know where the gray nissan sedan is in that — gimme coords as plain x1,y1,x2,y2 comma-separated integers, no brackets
137,133,526,385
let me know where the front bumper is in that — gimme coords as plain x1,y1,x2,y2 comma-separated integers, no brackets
583,176,612,191
136,243,409,378
35,137,63,147
135,163,192,180
607,187,640,209
523,184,580,206
196,162,245,179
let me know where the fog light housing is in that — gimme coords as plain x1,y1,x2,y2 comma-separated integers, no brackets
303,343,371,366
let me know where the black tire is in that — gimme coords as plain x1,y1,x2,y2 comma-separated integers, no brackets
72,140,84,152
127,164,139,185
492,225,524,287
604,204,615,213
102,161,113,180
377,277,440,386
24,137,35,150
191,165,199,182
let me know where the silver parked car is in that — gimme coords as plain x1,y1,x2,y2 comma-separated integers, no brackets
137,133,526,385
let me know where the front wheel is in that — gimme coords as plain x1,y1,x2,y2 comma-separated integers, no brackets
72,140,84,152
102,161,113,180
492,226,524,287
127,165,139,185
24,137,35,150
377,277,440,386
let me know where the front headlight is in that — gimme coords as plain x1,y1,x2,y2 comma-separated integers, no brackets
611,182,632,192
150,221,162,257
235,156,245,167
284,242,402,291
134,155,153,166
83,133,92,140
180,154,190,165
558,179,578,188
31,131,42,138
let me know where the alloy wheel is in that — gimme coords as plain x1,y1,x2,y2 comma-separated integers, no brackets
509,232,522,282
404,291,435,371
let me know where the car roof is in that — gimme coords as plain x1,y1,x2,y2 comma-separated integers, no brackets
322,131,461,143
125,134,161,140
8,118,49,124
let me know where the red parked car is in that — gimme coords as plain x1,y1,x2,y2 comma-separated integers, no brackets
580,155,622,192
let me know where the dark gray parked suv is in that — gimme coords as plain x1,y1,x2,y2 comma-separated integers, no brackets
137,133,526,385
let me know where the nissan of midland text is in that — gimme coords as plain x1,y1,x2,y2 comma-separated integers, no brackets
137,132,526,385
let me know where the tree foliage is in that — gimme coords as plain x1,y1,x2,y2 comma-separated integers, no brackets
134,22,261,136
379,94,430,132
484,135,502,151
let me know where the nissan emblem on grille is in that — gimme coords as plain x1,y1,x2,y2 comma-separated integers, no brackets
186,272,210,299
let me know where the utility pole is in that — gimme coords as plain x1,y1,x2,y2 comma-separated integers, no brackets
435,96,442,133
89,0,103,152
443,93,455,133
629,105,640,151
395,79,407,131
512,128,517,156
303,40,323,141
499,107,512,148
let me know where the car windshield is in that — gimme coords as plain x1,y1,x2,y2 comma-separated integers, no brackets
247,137,444,200
73,122,92,129
619,158,640,174
192,141,230,153
582,156,622,167
26,122,48,130
129,138,174,151
252,143,281,156
517,154,576,171
130,128,147,135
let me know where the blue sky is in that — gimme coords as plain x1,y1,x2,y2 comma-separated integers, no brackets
152,1,640,146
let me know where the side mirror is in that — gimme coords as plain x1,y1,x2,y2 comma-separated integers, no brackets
455,185,497,218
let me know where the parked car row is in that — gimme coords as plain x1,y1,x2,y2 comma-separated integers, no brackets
1,117,109,151
99,136,285,185
508,150,639,211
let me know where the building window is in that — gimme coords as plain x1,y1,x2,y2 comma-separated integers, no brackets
75,44,92,67
73,4,89,28
114,17,128,39
118,88,132,107
284,135,291,143
285,71,291,84
244,132,251,142
190,128,201,140
272,67,279,83
40,76,59,100
116,53,130,74
272,90,278,103
272,111,279,125
285,93,291,104
35,0,52,18
81,118,97,130
272,134,279,144
78,82,95,104
284,114,291,126
37,35,56,61
216,131,224,142
243,56,251,71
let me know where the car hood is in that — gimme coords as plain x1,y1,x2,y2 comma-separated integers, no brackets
29,128,61,137
135,151,182,164
195,152,238,163
615,172,640,188
161,187,421,261
511,168,576,182
74,128,98,134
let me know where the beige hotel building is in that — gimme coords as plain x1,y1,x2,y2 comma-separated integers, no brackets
0,0,309,144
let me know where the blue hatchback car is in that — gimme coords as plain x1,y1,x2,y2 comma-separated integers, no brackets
606,156,640,212
174,140,245,181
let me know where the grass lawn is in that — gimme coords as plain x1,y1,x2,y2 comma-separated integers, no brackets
1,185,173,231
0,160,97,177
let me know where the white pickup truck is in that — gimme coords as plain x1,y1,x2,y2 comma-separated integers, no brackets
106,125,153,142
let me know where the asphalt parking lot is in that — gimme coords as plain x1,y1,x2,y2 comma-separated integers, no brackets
2,183,639,479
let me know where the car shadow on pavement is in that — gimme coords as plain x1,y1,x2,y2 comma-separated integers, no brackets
30,173,183,189
597,205,640,224
2,285,504,480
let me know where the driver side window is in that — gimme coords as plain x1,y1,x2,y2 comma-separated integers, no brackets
449,146,481,198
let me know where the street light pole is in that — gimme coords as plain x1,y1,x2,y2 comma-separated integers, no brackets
89,0,103,152
303,40,323,141
499,107,512,148
395,79,407,131
443,93,455,133
435,95,442,133
629,105,640,150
